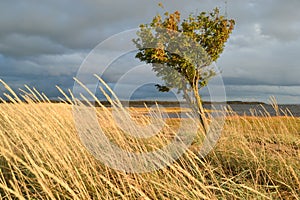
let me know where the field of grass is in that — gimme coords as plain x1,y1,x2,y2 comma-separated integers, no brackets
0,81,299,199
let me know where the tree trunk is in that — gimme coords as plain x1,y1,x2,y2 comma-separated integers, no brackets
193,76,209,133
193,87,208,133
182,77,208,134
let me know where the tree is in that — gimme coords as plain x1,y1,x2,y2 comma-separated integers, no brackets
133,7,235,132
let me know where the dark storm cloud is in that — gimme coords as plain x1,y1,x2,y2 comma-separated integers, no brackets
0,53,82,77
0,0,300,103
0,0,164,57
0,34,67,57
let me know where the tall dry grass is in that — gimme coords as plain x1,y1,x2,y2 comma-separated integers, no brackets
0,79,299,199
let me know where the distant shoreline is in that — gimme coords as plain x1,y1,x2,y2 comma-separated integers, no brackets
0,99,270,106
1,99,299,116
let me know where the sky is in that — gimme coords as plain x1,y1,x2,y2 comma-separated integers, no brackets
0,0,300,104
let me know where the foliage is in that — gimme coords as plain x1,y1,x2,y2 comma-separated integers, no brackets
133,7,235,130
133,7,234,92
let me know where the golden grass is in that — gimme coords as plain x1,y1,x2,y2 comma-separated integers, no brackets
0,80,299,199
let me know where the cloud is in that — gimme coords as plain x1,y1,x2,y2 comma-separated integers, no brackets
219,35,300,87
224,85,300,104
0,0,167,56
0,0,300,103
0,34,67,57
0,52,83,99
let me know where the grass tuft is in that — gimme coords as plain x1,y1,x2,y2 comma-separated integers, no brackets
0,81,299,199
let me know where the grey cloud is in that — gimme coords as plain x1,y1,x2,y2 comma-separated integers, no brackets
224,85,300,104
0,0,300,103
219,33,300,88
0,0,165,56
0,34,67,57
235,0,300,42
0,53,82,77
198,84,300,104
259,0,300,41
0,75,74,99
95,82,179,101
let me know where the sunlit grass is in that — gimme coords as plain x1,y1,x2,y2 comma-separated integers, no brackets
0,80,299,199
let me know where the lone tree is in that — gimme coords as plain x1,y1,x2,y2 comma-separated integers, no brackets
133,7,235,132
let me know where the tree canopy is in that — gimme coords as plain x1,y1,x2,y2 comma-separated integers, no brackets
133,7,235,131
